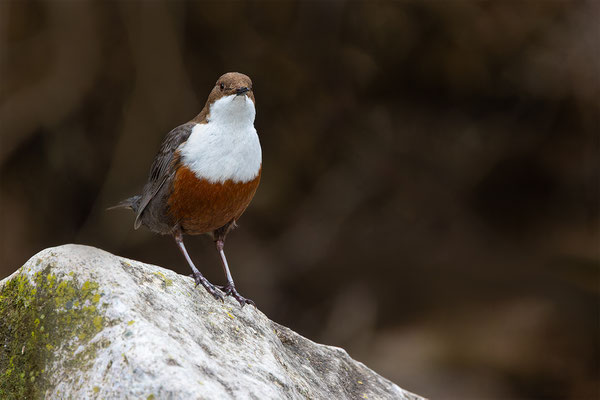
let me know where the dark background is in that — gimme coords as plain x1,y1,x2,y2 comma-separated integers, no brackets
1,1,598,399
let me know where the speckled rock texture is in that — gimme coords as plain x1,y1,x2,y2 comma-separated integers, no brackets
0,244,423,400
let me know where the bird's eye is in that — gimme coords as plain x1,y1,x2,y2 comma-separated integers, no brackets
219,83,225,91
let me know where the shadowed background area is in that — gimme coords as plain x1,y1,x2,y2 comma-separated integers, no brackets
1,1,598,399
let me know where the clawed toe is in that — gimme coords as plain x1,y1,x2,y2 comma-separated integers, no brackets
191,273,223,301
219,284,255,307
187,274,253,306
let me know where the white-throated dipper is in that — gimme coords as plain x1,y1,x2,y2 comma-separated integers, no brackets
110,72,261,307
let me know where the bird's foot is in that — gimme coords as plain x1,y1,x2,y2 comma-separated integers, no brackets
216,283,255,307
191,272,223,302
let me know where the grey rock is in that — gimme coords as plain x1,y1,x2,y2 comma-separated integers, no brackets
0,244,424,400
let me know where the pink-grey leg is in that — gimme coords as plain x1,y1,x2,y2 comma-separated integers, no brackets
174,229,223,301
214,224,255,307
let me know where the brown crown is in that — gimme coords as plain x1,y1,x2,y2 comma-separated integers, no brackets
192,72,255,123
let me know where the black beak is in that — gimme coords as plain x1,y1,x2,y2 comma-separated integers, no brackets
236,87,249,96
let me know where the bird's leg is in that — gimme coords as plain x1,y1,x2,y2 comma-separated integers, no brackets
173,229,223,301
214,226,255,307
215,239,255,307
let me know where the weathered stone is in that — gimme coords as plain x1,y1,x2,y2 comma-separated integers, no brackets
0,244,423,399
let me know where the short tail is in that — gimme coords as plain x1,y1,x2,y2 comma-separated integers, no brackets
107,195,142,213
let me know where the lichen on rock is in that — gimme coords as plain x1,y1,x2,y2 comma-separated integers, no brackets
0,263,108,399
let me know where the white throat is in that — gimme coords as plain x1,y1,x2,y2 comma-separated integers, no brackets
179,95,262,183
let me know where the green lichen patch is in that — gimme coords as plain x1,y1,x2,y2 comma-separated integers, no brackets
152,271,173,288
0,267,107,399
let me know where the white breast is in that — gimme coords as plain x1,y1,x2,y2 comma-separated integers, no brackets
179,95,262,183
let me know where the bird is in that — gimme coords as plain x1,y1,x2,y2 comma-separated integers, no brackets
110,72,261,307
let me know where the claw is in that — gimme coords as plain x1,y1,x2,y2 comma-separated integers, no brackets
219,283,255,307
191,272,223,301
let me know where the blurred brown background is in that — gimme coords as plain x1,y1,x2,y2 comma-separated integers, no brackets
1,1,598,399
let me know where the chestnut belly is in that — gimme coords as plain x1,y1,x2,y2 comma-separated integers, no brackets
168,165,261,234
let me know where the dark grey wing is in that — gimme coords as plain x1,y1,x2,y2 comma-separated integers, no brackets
134,122,195,229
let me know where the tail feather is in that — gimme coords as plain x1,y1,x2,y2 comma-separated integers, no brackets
107,195,142,213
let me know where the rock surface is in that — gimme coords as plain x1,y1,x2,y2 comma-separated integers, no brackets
0,244,423,399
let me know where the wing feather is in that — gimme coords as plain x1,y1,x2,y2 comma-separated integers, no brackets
134,122,195,229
